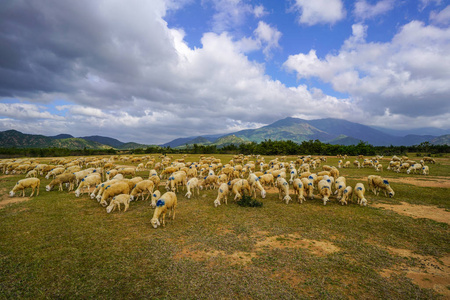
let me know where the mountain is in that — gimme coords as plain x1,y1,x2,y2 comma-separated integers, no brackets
0,130,111,149
79,135,124,148
163,117,442,147
371,126,449,137
430,134,450,146
214,135,248,147
50,134,74,139
0,130,52,148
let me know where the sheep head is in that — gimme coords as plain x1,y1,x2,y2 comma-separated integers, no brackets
151,218,160,228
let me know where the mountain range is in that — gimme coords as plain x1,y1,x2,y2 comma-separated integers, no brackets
0,117,448,149
162,117,449,148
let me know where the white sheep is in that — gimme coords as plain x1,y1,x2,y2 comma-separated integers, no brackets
151,192,177,228
301,177,314,200
151,190,162,208
407,163,423,174
214,183,229,207
99,181,130,207
106,194,131,213
75,174,102,197
289,168,298,184
318,179,332,205
105,169,118,180
292,178,305,203
46,173,77,192
25,169,38,178
9,178,40,197
130,180,155,201
334,176,346,199
231,179,251,201
372,177,395,198
339,186,353,206
247,173,266,199
422,165,429,175
276,177,291,204
353,160,361,169
91,179,121,200
45,167,65,180
185,178,200,199
353,183,367,206
375,164,383,172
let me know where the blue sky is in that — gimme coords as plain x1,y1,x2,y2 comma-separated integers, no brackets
0,0,449,144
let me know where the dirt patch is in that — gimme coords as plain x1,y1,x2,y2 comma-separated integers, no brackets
355,176,450,188
380,247,450,297
0,196,31,209
174,232,340,265
372,202,450,225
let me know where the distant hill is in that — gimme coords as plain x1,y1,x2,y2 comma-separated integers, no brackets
0,130,111,149
163,117,442,147
79,135,124,148
50,134,74,140
430,134,450,146
370,126,449,137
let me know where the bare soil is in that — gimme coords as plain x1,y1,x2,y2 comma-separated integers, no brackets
380,247,450,297
371,202,450,225
174,232,340,265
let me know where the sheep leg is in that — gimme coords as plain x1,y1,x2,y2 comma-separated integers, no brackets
30,187,35,197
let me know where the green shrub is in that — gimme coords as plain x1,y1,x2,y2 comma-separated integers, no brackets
237,194,263,207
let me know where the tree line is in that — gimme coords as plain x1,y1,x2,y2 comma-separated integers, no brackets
0,140,448,158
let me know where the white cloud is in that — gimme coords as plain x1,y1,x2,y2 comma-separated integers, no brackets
292,0,346,26
284,21,450,126
430,5,450,25
253,5,267,18
354,0,394,20
254,21,282,58
0,103,64,121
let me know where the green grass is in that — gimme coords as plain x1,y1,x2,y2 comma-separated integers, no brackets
0,154,449,299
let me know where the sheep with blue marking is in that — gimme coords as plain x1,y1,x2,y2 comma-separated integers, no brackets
318,179,332,205
339,186,353,206
276,177,291,204
9,178,40,197
247,173,266,199
106,194,131,213
334,176,346,200
130,180,155,201
214,183,230,207
185,177,200,199
292,178,305,203
151,190,162,208
407,163,422,174
151,192,177,228
371,177,395,198
422,165,429,175
75,173,102,197
353,183,367,206
99,181,130,207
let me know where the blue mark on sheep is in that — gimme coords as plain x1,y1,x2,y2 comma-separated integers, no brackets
82,178,85,181
204,177,207,180
344,190,348,194
422,167,425,169
308,175,313,179
356,187,363,191
298,183,302,188
283,182,288,186
219,189,223,193
339,185,342,189
308,183,312,186
156,199,165,207
291,171,294,174
383,180,389,185
153,194,157,198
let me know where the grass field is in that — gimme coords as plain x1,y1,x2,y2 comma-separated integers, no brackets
1,154,449,299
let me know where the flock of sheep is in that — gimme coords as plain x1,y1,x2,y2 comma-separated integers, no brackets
1,153,436,228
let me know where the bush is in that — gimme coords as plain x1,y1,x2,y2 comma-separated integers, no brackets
237,194,263,207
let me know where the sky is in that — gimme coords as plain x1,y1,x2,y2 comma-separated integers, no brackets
0,0,449,144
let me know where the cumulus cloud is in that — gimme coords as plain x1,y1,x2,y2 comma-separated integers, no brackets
354,0,394,20
430,5,450,25
284,21,450,127
292,0,346,26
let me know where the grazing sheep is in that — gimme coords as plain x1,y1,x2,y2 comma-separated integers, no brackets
334,176,346,199
99,182,130,207
343,161,351,168
130,180,155,201
185,178,200,199
289,168,298,184
45,167,66,180
292,178,305,203
46,173,77,192
339,186,353,206
9,178,40,197
151,192,177,228
407,163,422,174
353,160,361,169
423,157,436,164
106,194,131,213
318,179,332,205
151,190,162,208
214,183,229,207
25,170,38,178
276,177,291,204
105,169,119,180
199,175,219,190
75,174,102,197
301,177,314,200
247,173,266,199
422,165,429,175
371,177,395,198
353,183,367,206
367,175,381,195
231,179,251,201
168,171,187,192
92,179,121,200
375,164,383,172
117,167,136,178
258,173,274,187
